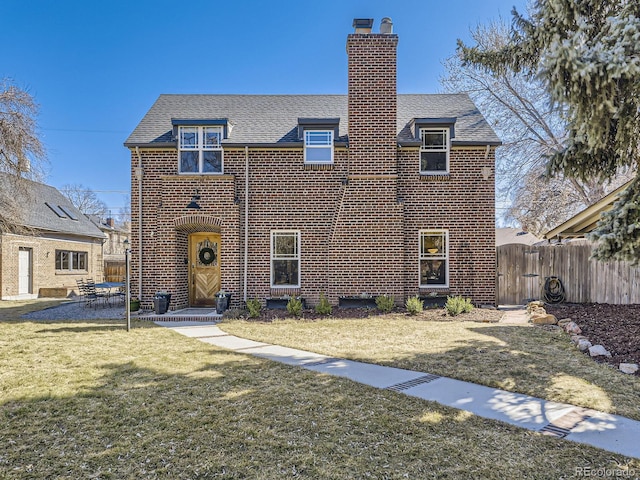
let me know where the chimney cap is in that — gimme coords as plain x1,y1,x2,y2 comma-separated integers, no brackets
352,18,374,33
380,17,393,34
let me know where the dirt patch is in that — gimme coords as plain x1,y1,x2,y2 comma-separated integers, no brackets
547,303,640,369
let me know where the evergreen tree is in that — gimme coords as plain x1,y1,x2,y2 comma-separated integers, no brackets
458,0,640,262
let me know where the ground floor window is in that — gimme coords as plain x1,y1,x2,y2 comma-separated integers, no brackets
271,230,300,287
55,250,88,271
419,230,448,287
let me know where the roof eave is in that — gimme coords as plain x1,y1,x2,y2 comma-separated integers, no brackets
543,181,632,240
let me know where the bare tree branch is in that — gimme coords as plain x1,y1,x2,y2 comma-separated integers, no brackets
60,184,108,216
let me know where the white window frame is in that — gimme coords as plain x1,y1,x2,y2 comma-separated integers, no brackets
178,125,224,174
419,230,449,288
270,230,301,288
304,130,334,164
419,127,449,174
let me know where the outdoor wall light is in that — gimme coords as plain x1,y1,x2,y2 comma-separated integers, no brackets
186,189,202,210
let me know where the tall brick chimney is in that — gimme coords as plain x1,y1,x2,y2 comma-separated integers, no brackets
329,18,404,304
346,17,398,174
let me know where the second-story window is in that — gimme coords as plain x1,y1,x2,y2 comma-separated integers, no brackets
179,126,223,174
420,128,449,174
304,130,333,164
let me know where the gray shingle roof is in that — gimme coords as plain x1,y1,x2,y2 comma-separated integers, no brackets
125,94,500,147
1,175,106,239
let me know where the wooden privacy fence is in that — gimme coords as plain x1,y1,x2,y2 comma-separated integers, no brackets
104,260,125,283
496,242,640,305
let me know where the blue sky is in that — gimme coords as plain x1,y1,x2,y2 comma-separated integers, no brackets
2,0,525,217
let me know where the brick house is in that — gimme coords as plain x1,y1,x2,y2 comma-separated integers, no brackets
0,175,106,299
124,18,499,311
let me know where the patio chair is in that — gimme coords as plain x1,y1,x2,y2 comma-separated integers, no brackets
76,279,86,304
84,279,108,308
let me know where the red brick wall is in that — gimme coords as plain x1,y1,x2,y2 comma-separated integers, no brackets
398,147,496,304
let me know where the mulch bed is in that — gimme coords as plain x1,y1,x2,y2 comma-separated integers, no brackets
231,306,504,323
546,303,640,369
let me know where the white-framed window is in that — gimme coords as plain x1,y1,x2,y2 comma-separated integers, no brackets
420,128,449,174
55,250,88,272
304,130,334,164
271,230,301,288
419,230,448,287
179,125,223,174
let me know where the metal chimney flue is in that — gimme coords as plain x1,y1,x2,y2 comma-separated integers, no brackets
353,18,373,34
380,17,393,34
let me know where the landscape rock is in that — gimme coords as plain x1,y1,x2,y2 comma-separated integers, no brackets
530,313,557,325
577,339,592,352
526,301,545,313
557,318,573,327
563,321,582,335
589,345,612,357
619,363,639,374
570,334,588,344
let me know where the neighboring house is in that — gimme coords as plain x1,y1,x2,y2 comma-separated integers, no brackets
0,176,106,299
88,216,130,282
124,18,500,311
543,181,631,241
496,228,541,247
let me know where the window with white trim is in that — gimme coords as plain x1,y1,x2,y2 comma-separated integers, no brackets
179,126,223,174
271,230,300,287
304,130,333,164
55,250,88,272
419,230,448,287
420,128,449,173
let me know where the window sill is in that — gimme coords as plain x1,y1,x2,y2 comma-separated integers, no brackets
304,163,334,171
419,173,450,181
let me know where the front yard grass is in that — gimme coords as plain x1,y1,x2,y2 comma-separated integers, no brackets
221,313,640,421
0,307,638,478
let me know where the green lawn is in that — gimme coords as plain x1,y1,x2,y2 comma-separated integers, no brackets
220,313,640,421
0,302,638,478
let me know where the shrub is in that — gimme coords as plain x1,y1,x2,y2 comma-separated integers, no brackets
405,296,424,315
445,296,474,316
286,296,303,317
246,298,262,319
375,294,395,313
315,292,332,315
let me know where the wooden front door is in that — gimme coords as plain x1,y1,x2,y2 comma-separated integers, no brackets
189,233,221,307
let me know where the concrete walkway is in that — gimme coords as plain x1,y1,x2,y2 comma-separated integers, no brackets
158,321,640,460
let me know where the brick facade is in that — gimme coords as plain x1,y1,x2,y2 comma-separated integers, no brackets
0,232,104,299
128,21,497,310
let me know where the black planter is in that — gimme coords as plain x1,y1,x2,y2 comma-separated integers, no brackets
266,297,306,310
420,295,448,309
338,297,377,308
216,293,232,314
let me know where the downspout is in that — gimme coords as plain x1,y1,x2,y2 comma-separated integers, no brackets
243,146,249,304
134,147,144,299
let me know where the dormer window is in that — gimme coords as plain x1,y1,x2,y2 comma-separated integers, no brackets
304,130,334,164
178,125,223,174
420,127,449,174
